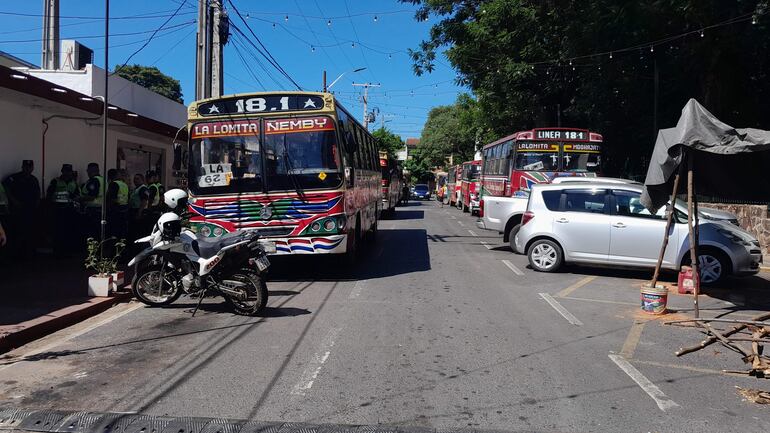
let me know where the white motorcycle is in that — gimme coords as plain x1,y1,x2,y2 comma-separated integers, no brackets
128,189,271,316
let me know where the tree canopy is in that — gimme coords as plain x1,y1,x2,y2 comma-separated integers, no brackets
403,0,770,177
114,64,184,104
372,127,405,157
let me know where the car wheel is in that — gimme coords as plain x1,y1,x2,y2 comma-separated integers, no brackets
692,249,729,285
507,224,521,253
527,239,563,272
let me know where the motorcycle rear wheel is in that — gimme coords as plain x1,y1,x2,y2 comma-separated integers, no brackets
222,269,268,316
132,268,182,306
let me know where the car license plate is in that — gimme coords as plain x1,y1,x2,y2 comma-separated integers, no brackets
254,255,270,271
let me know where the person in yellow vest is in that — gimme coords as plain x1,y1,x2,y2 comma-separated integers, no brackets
146,170,163,219
106,168,129,242
79,162,105,242
46,164,79,255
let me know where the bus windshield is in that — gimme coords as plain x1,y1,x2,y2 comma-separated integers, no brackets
563,151,601,173
514,152,559,171
189,119,342,194
189,135,263,195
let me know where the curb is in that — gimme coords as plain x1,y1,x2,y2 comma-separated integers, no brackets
0,291,133,354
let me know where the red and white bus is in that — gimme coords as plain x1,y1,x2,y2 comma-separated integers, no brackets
444,164,461,206
458,160,481,214
481,128,603,198
186,92,380,259
379,151,402,216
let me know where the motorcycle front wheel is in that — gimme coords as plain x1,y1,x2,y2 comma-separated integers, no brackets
132,267,182,306
222,269,268,316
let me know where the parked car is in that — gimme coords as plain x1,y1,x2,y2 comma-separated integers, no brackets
412,184,431,200
551,176,741,226
476,195,529,251
514,182,762,284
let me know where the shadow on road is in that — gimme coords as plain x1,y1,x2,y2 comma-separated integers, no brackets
384,210,424,220
267,228,431,281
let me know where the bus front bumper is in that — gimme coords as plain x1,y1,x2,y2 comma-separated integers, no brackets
266,235,347,255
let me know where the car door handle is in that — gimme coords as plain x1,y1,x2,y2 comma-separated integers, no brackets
555,218,569,223
612,222,626,228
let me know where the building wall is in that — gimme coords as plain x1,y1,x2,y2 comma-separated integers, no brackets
26,65,186,130
705,203,770,263
0,95,175,193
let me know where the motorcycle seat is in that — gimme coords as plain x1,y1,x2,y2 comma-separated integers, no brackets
191,231,247,259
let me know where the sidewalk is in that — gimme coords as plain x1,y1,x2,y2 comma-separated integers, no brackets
0,255,132,353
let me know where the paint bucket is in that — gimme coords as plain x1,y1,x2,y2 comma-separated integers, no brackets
640,284,668,315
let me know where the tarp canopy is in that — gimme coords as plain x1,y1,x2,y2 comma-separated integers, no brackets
641,99,770,212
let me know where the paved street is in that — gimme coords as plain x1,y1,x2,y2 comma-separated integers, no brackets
1,201,769,432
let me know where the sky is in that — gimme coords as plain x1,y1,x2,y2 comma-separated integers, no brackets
0,0,467,139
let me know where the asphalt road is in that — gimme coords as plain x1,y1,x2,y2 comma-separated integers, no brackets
1,200,769,432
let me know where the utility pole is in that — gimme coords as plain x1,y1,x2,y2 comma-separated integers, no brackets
352,82,380,130
41,0,60,69
195,0,210,100
210,0,228,97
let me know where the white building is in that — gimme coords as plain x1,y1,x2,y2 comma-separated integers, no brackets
0,57,187,194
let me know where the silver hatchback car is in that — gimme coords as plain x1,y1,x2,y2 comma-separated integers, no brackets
514,182,762,284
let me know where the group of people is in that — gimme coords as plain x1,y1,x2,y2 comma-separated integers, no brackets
0,159,166,260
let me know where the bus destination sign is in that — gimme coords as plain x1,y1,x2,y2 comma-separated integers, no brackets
197,94,325,117
534,129,588,141
516,142,559,152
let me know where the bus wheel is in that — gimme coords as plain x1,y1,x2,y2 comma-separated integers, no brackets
341,218,361,265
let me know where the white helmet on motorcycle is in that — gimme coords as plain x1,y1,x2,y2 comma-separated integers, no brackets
164,188,188,209
156,212,182,239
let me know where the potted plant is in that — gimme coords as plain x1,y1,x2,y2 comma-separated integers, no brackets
84,238,126,297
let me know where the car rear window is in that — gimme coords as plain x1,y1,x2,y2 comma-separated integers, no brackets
541,190,561,211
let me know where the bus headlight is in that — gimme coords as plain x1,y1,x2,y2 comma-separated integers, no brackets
200,225,212,237
323,219,336,231
311,221,322,232
213,227,224,237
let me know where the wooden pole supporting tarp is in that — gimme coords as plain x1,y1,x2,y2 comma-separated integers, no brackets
685,153,700,318
650,163,684,288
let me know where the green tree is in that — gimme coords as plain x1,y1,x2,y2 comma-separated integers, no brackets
404,150,435,183
403,0,770,177
114,64,184,103
418,93,494,167
372,127,405,156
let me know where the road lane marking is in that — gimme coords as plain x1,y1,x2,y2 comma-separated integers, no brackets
291,327,341,396
561,296,638,306
620,321,646,359
630,359,744,377
502,259,524,276
538,293,583,326
0,302,143,372
480,241,492,250
348,280,365,299
457,220,465,226
608,354,679,412
555,276,596,298
468,230,477,237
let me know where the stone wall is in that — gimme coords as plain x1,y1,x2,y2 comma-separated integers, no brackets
705,203,770,263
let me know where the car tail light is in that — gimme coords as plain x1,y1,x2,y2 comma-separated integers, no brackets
521,211,534,226
479,199,484,217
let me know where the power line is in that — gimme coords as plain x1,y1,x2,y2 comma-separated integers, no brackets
228,0,303,90
313,0,358,75
229,39,267,90
229,31,289,89
114,0,189,73
0,20,194,44
343,0,377,83
0,9,195,20
241,9,413,21
228,24,299,89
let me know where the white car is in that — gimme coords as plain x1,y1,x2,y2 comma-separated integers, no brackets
514,182,762,284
